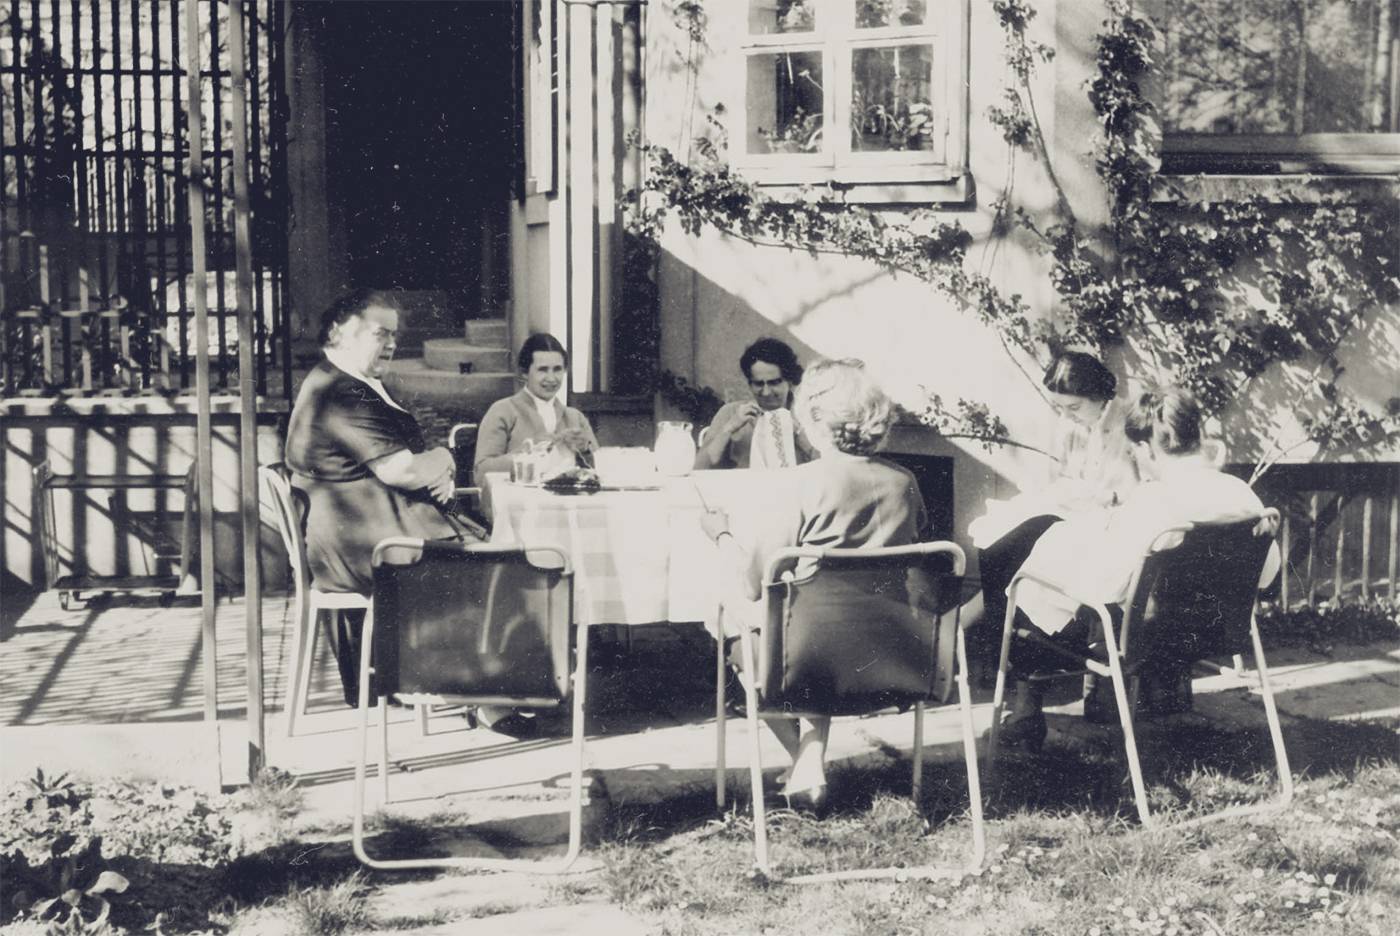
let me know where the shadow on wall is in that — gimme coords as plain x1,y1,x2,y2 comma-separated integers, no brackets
654,245,1036,560
1200,304,1400,466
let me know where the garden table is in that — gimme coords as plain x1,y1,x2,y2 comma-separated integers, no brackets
487,469,794,626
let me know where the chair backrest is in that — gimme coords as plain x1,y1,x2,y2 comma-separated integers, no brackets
369,539,574,705
449,422,479,486
1120,512,1277,664
759,542,965,717
259,463,310,602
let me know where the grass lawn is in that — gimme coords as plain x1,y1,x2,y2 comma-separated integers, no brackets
3,640,1396,935
589,715,1399,936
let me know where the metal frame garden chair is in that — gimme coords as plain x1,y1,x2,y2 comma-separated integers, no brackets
985,510,1292,827
351,538,589,873
715,541,986,882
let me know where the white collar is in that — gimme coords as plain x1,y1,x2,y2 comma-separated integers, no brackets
324,349,405,412
529,390,559,429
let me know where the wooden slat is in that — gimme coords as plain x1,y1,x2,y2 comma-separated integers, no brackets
186,0,220,738
1280,512,1291,609
229,0,265,779
1361,496,1373,600
44,473,187,490
1389,492,1399,601
1306,493,1319,607
1334,494,1346,603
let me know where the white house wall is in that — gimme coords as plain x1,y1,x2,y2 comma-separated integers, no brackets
646,0,1400,564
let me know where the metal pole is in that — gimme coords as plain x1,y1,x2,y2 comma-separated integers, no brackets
186,0,219,735
230,0,265,777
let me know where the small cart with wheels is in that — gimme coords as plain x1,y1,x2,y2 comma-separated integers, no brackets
34,460,199,610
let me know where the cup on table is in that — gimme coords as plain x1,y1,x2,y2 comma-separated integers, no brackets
511,452,536,484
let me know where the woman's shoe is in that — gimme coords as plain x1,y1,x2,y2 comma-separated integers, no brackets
1081,681,1120,724
781,783,828,816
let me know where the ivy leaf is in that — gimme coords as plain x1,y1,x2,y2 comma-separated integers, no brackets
88,870,129,896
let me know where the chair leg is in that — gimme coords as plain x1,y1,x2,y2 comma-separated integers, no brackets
737,625,770,876
285,599,316,738
558,621,591,873
351,615,378,868
1251,624,1294,809
787,624,988,885
954,624,987,873
379,696,390,804
1098,605,1152,825
715,614,728,812
352,627,592,875
912,702,925,803
983,585,1020,783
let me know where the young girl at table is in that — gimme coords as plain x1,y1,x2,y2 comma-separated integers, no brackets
699,358,927,812
990,388,1280,749
955,351,1140,662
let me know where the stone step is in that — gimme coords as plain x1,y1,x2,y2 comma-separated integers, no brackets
421,339,513,375
382,358,515,418
464,319,510,347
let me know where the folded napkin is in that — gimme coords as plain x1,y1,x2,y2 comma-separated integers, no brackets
748,408,797,469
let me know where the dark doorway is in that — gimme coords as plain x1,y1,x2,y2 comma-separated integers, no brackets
320,1,515,295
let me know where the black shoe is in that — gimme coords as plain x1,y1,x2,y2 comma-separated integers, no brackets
723,667,748,717
477,706,539,739
986,710,1047,752
1082,683,1120,724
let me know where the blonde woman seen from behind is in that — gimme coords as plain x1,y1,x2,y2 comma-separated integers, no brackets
699,359,928,812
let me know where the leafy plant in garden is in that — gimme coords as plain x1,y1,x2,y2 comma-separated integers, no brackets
1,771,129,931
629,0,1400,468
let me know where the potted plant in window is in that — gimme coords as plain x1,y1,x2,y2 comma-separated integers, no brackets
759,107,824,154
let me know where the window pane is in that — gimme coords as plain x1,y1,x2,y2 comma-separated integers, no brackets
851,44,936,152
856,0,928,29
1151,0,1398,134
746,51,825,154
748,0,816,35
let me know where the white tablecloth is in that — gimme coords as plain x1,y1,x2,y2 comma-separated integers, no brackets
487,470,793,626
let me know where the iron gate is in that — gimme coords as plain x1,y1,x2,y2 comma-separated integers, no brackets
1,0,290,398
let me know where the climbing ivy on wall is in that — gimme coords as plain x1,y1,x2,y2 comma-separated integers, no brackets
629,0,1400,470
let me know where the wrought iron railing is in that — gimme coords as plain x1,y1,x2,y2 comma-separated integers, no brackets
1,0,290,399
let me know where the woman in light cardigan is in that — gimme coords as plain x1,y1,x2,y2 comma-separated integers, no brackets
473,333,598,483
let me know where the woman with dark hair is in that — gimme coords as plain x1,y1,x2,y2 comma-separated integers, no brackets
948,351,1139,694
473,332,598,481
285,290,482,704
700,359,927,810
694,337,818,469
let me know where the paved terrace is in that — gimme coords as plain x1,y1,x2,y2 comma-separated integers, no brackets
2,586,1397,851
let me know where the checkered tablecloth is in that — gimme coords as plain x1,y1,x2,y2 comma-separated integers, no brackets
487,470,793,626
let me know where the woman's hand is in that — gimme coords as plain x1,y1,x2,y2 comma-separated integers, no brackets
723,403,761,437
425,446,457,503
700,508,733,544
553,426,595,454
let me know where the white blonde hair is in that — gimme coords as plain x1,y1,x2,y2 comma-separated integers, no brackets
793,358,893,456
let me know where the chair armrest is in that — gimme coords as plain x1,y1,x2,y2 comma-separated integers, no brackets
1006,568,1115,630
761,541,967,586
448,422,479,447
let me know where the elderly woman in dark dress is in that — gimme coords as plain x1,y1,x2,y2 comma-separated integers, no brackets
285,289,481,704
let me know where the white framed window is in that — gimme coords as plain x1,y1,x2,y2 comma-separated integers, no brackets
731,0,967,187
1146,0,1400,173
